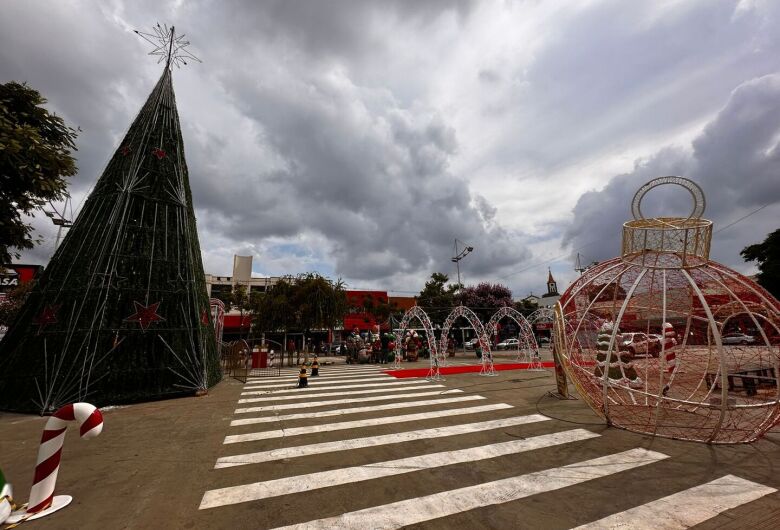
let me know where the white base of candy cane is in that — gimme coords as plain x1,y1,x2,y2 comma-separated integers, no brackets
6,495,72,524
1,483,12,523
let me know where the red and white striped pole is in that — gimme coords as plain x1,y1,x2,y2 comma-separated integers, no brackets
6,403,103,524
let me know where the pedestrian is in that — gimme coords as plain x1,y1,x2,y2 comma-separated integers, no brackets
286,339,295,367
298,366,308,388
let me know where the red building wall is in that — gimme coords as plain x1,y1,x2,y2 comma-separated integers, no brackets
344,290,388,331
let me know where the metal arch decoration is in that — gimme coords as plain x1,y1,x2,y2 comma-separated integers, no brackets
527,307,555,345
439,305,492,359
527,307,555,324
209,298,225,355
394,306,438,370
486,307,538,363
439,306,495,376
631,176,705,221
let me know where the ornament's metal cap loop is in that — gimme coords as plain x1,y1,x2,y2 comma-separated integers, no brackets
622,177,712,268
631,176,706,221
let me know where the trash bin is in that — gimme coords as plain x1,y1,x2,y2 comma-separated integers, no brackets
259,350,268,368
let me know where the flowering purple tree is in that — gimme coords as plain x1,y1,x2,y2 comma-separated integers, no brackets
457,282,513,321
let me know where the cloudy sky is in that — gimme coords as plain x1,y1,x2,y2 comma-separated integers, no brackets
2,0,779,298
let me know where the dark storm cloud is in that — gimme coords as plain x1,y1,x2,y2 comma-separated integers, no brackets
186,60,531,281
0,2,147,195
481,0,780,173
198,0,475,60
169,0,532,284
563,74,780,268
4,0,779,297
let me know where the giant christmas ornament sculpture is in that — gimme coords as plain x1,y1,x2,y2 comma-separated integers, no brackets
554,177,780,443
0,25,220,413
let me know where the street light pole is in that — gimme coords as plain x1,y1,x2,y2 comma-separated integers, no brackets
451,239,474,289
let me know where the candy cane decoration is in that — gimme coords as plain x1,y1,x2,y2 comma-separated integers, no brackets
7,403,103,523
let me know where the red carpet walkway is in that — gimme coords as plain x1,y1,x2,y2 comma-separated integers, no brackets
385,361,555,378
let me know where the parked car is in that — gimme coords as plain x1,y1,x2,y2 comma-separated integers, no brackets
497,338,521,350
621,332,661,357
464,338,480,350
722,333,756,345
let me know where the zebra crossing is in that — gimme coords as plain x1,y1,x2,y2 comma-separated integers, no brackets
200,364,777,528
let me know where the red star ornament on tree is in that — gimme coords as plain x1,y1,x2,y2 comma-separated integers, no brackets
32,304,61,334
151,147,166,159
124,301,165,331
120,145,132,156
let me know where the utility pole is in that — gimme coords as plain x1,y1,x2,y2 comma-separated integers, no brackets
451,239,474,289
575,253,587,275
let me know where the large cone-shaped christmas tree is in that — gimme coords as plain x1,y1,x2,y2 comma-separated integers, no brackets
0,29,221,413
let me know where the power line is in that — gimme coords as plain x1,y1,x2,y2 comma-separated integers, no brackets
499,238,602,280
714,202,775,235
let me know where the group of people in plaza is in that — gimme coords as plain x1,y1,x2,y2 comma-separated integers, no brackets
342,326,439,364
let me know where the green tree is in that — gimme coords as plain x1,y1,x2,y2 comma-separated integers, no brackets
0,82,78,263
230,284,251,339
0,277,35,328
252,273,348,337
293,273,347,335
251,276,297,333
513,298,538,317
741,228,780,298
417,272,459,324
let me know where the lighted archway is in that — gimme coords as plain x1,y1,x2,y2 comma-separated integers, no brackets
395,306,437,364
487,307,538,361
528,307,555,346
440,305,492,363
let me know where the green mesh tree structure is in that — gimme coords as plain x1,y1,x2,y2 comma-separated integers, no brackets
0,26,221,413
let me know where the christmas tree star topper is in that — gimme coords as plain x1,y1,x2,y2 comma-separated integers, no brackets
134,23,201,69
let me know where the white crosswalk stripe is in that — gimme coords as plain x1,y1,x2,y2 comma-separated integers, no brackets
243,376,394,390
204,364,778,529
215,414,551,468
224,403,513,444
247,368,383,379
241,379,426,396
200,428,600,509
234,389,463,414
230,395,486,426
248,366,385,375
245,372,391,384
268,449,670,529
572,474,777,529
237,383,443,405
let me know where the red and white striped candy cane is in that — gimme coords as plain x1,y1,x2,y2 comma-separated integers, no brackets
27,403,103,514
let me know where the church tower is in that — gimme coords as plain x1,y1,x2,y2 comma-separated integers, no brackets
546,268,558,296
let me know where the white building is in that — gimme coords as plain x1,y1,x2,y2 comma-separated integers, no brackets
205,255,281,299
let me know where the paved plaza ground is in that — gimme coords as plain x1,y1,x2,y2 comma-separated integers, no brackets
2,350,780,529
